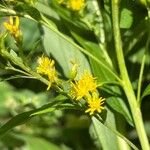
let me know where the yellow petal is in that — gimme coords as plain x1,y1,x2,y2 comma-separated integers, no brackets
47,82,52,90
3,22,12,31
15,16,20,28
9,16,13,25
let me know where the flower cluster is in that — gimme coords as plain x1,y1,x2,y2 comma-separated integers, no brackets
58,0,85,11
71,71,97,100
3,16,22,42
36,56,105,115
71,71,105,115
36,56,58,90
67,0,85,11
85,92,105,115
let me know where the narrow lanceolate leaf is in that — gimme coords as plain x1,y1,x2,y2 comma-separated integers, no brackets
141,84,150,99
0,102,76,137
36,2,60,20
91,116,138,150
106,96,133,126
30,107,56,116
16,134,62,150
90,111,119,150
0,110,35,137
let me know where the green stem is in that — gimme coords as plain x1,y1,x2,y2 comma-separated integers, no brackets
137,55,146,104
137,9,150,105
137,34,150,105
111,1,150,150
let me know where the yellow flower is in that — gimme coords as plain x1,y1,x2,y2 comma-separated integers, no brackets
71,71,97,100
67,0,85,11
37,56,57,90
85,92,105,115
3,16,21,39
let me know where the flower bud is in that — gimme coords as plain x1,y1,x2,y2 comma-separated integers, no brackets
70,62,78,79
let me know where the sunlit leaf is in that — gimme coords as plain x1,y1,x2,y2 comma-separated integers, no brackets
142,84,150,99
43,26,91,78
120,8,133,29
91,116,138,150
18,134,62,150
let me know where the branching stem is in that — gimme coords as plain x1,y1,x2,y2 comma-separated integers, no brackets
111,0,150,149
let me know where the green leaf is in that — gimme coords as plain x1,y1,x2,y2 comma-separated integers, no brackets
0,82,14,114
91,115,138,150
106,97,133,126
71,31,117,82
142,84,150,99
36,2,60,20
90,112,119,150
1,49,24,68
31,103,76,116
25,6,41,21
120,8,133,29
21,18,41,50
9,49,24,65
0,110,35,137
0,101,77,137
18,135,62,150
50,0,87,30
43,26,91,78
30,108,56,116
0,102,58,137
124,19,146,55
128,47,150,65
14,4,42,21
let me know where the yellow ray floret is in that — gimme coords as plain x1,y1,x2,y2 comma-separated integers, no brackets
71,71,97,100
37,56,57,90
85,92,105,115
67,0,85,11
3,16,21,39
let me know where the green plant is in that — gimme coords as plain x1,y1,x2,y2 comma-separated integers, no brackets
0,0,150,149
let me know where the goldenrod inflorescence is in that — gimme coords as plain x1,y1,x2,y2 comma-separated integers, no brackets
85,92,105,115
67,0,85,11
71,71,105,115
36,56,105,115
58,0,85,11
3,16,21,41
71,71,97,100
37,56,58,90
